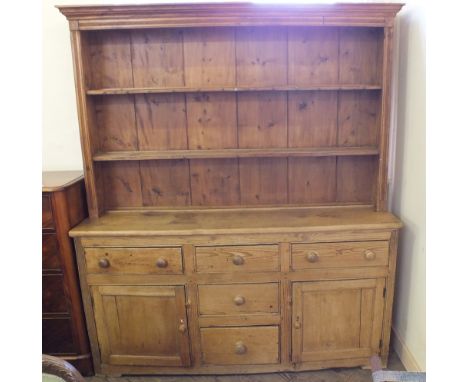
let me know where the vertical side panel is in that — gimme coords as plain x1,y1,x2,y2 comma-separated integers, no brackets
289,157,337,204
236,27,287,87
288,27,339,85
70,31,101,218
183,28,236,87
288,91,338,148
131,29,185,88
190,159,240,206
381,231,399,364
140,160,191,207
377,26,395,211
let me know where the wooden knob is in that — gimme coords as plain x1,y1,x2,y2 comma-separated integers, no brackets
98,258,110,268
233,295,246,306
235,341,247,355
232,255,244,266
156,258,168,268
178,319,186,333
294,321,301,329
306,251,319,263
365,250,376,261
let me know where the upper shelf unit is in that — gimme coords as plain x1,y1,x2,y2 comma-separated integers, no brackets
58,2,402,217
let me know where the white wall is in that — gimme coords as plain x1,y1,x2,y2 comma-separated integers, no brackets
42,0,83,170
390,1,426,371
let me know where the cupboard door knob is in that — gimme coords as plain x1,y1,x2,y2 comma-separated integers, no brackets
365,250,376,261
306,251,319,263
178,319,186,333
233,295,246,306
156,258,168,268
235,341,247,355
232,255,244,266
98,258,110,268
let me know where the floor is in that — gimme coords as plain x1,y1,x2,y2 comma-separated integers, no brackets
86,352,405,382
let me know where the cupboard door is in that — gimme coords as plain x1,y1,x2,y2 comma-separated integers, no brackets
92,285,190,367
292,279,385,363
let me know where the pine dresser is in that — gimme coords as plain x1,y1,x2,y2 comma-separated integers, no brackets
57,2,404,376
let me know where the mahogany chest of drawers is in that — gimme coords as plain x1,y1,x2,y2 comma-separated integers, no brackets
42,171,93,375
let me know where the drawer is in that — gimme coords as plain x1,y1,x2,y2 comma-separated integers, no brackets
84,247,183,274
42,195,54,229
42,317,77,354
43,275,68,313
291,241,389,270
43,233,61,270
196,245,279,273
198,283,279,316
200,326,279,365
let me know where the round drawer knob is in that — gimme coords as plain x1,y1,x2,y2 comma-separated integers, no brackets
156,258,168,268
233,295,246,306
306,251,319,263
98,258,110,268
235,341,247,355
232,255,245,266
364,250,376,261
178,322,187,333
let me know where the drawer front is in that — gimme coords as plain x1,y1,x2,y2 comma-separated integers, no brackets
43,275,69,313
43,233,61,270
200,326,279,365
292,241,389,270
196,245,279,273
198,283,279,316
42,195,54,229
84,247,183,274
42,317,77,354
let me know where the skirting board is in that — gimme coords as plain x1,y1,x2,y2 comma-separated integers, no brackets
391,326,424,371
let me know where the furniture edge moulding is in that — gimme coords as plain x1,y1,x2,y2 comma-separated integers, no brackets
56,3,404,30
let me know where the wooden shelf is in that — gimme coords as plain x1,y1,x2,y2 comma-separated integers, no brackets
86,84,382,96
93,147,380,162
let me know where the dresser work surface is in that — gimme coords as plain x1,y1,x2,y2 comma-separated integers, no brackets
57,1,404,376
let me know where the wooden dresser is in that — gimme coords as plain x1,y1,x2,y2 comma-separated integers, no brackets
42,171,93,375
57,2,404,376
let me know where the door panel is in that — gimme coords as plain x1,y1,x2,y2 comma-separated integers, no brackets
292,279,385,363
92,285,190,367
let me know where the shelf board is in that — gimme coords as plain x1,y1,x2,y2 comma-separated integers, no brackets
93,147,380,162
86,84,382,96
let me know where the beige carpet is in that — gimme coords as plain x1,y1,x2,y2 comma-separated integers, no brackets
86,352,404,382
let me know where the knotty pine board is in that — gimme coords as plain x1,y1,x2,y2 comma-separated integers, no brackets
83,26,383,208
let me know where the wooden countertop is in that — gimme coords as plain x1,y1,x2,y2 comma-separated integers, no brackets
42,171,84,192
70,206,402,237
